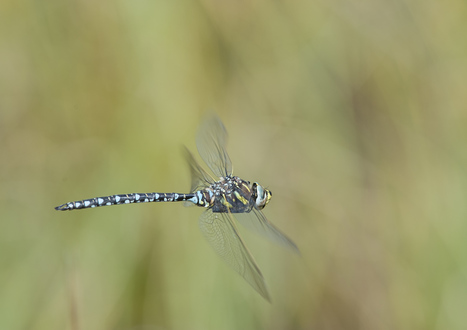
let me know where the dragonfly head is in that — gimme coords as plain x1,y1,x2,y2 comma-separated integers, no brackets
252,182,272,210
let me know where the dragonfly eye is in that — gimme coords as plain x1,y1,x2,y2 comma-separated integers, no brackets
253,182,272,209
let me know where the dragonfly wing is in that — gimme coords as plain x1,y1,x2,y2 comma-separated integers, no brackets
183,147,214,192
233,207,299,253
198,209,271,301
196,115,233,178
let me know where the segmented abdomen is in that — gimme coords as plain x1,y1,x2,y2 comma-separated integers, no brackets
55,192,194,211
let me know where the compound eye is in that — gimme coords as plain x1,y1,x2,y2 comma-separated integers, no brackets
253,182,270,209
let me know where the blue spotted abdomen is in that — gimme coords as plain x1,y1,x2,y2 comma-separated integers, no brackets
55,192,195,211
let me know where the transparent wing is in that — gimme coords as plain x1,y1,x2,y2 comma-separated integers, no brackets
183,147,214,192
196,115,233,178
198,209,271,301
233,207,300,254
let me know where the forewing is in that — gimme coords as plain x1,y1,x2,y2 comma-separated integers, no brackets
233,207,299,253
198,209,271,301
184,147,214,192
196,115,233,177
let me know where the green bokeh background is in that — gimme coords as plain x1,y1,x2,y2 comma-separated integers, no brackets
1,1,467,329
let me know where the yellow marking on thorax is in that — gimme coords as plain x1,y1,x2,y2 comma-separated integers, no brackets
221,196,233,209
234,191,248,205
241,182,251,192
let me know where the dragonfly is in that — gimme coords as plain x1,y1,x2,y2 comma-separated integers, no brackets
55,115,298,301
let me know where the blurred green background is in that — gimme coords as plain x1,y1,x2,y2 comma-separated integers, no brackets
1,0,467,329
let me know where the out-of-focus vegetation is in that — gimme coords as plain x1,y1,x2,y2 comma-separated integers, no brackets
1,0,467,329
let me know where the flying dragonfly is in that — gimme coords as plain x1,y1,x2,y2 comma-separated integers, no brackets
55,115,299,301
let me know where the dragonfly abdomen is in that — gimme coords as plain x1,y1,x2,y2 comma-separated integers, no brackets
55,192,196,211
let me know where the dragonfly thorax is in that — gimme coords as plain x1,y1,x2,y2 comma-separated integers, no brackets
196,176,272,213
